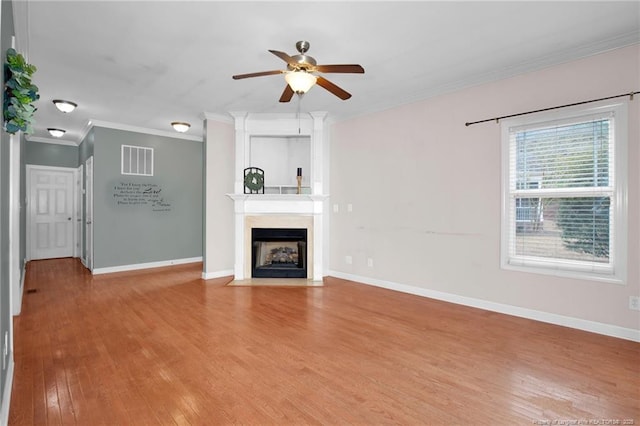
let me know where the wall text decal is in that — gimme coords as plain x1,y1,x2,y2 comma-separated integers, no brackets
112,182,172,212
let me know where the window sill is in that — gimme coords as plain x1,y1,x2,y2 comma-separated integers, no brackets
501,261,625,285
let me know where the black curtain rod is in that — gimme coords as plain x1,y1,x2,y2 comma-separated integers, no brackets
465,91,638,127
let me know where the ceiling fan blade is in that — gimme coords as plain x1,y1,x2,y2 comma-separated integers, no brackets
279,85,294,103
315,64,365,74
269,49,294,64
232,70,283,80
316,76,352,100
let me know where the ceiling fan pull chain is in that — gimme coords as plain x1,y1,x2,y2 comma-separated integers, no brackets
297,94,302,134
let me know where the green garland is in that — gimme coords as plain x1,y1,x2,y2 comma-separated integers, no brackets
3,48,39,134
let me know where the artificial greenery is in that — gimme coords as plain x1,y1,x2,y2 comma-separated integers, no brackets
3,47,39,134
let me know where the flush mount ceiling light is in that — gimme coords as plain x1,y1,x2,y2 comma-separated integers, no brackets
52,99,77,113
47,128,66,137
171,122,191,133
284,71,317,94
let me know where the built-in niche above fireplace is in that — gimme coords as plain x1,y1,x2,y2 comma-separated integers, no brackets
250,136,311,194
252,228,307,278
227,112,328,282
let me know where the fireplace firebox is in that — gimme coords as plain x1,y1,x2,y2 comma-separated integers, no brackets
251,228,307,278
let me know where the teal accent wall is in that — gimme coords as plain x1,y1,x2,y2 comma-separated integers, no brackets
92,127,202,269
78,128,93,165
25,141,79,168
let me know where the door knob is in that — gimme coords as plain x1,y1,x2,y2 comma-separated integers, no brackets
67,217,72,221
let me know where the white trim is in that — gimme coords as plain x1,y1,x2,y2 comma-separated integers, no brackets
92,257,203,275
327,270,640,343
88,119,203,142
25,164,76,173
14,265,26,317
84,157,94,271
78,120,94,144
25,136,78,147
75,164,83,260
202,270,235,280
201,112,233,124
0,357,14,426
9,135,22,317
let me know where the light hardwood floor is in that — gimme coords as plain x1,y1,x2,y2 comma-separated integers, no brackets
9,258,640,425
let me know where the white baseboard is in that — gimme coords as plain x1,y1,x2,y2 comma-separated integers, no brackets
202,270,234,280
328,270,640,343
92,257,202,275
1,357,14,426
12,264,26,316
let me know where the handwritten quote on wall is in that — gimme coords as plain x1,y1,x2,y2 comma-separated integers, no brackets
112,182,172,212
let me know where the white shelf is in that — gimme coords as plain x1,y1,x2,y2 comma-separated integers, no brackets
264,185,311,195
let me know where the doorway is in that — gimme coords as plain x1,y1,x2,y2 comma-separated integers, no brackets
26,165,77,260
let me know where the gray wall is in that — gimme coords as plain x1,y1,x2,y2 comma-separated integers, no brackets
78,127,93,165
0,0,14,413
92,127,203,269
25,141,79,168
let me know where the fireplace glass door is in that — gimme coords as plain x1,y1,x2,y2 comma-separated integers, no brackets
252,228,307,278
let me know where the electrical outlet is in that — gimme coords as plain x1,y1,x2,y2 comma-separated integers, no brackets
345,255,352,265
347,203,353,212
367,258,374,267
333,204,339,213
629,296,640,311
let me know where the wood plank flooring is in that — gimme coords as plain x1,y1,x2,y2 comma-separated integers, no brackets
9,258,640,425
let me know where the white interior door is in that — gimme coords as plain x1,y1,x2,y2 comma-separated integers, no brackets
85,157,94,271
27,166,76,260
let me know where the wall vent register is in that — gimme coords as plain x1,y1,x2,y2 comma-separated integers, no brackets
121,145,154,176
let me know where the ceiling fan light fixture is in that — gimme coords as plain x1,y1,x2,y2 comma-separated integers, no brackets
47,128,66,137
285,71,317,94
171,122,191,133
52,99,77,113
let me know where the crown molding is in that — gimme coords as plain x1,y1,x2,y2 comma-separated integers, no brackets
87,119,203,142
26,136,79,147
202,112,234,124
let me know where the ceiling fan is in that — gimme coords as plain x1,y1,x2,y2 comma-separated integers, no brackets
232,41,365,103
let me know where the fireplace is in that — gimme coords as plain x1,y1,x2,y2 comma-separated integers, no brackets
251,228,307,278
218,111,327,283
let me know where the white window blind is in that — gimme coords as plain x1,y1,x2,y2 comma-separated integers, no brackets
501,103,627,282
121,145,154,176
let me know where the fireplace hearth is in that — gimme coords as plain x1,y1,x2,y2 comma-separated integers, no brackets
251,228,307,278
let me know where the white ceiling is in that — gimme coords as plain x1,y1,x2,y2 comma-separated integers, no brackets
14,1,640,144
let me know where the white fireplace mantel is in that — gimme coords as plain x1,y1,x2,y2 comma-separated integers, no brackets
227,112,329,282
228,194,328,214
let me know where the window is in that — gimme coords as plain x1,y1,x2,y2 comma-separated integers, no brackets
501,102,627,283
121,145,154,176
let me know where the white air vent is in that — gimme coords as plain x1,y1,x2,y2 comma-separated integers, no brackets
121,145,153,176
